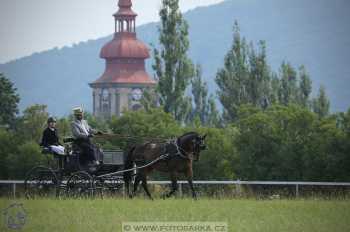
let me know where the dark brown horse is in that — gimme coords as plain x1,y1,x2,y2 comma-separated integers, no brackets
123,132,207,200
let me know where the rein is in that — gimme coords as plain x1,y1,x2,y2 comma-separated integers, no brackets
94,133,168,143
96,153,170,178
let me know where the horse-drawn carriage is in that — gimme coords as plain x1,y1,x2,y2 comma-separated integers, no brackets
24,137,126,198
24,132,207,199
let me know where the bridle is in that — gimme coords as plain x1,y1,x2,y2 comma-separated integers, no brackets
172,135,205,161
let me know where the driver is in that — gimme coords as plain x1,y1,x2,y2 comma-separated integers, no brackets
70,107,102,165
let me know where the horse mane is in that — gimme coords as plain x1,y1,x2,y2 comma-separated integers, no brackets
178,131,199,144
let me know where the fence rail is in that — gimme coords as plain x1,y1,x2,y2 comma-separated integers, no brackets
1,180,350,199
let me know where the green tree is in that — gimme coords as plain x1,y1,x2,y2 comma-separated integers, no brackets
235,105,323,180
153,0,194,122
269,73,280,105
216,21,277,123
235,105,282,180
192,126,238,180
7,141,44,179
206,95,221,127
0,73,20,126
312,85,330,118
310,116,348,181
140,87,159,112
17,104,49,142
108,108,181,149
83,111,110,133
298,65,312,108
191,64,209,124
234,104,350,181
341,108,350,137
247,40,272,109
278,62,298,106
216,21,249,122
56,117,72,138
0,129,17,179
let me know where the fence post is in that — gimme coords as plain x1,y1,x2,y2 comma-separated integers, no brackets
12,183,16,199
236,180,242,197
295,184,299,198
178,183,183,198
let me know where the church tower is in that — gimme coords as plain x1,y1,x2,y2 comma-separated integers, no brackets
89,0,156,118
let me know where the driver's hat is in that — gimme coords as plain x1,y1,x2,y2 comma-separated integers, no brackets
73,107,84,115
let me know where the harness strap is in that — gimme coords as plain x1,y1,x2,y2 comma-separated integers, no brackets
96,153,170,178
173,139,192,160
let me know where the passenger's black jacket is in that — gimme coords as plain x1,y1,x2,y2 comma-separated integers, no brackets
40,127,61,147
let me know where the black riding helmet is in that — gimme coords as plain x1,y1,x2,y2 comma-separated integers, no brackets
47,117,57,124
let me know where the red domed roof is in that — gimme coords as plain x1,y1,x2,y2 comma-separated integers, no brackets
100,35,150,59
114,0,136,17
118,0,132,8
114,8,137,17
93,69,156,85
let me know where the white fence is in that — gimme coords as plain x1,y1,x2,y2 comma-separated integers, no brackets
1,180,350,199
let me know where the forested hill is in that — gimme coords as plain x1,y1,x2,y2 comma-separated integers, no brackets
1,0,349,116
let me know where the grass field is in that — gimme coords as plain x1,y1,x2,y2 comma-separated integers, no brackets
1,198,349,232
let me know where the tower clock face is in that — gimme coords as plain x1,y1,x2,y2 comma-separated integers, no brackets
102,89,109,101
131,88,143,101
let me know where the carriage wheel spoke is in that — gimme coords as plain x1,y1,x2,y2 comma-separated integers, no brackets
66,171,94,198
24,166,59,199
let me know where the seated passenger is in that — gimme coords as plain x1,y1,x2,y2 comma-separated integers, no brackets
40,117,65,155
70,107,102,165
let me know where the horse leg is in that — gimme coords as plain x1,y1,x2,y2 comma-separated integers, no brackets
141,175,153,200
164,173,178,198
124,172,132,198
131,174,142,198
124,174,130,198
186,168,197,199
188,178,197,200
124,146,136,198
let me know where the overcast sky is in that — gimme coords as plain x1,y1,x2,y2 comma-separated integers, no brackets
0,0,225,64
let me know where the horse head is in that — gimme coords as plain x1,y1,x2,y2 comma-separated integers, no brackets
178,132,207,161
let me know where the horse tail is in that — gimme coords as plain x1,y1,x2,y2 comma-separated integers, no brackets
123,146,136,195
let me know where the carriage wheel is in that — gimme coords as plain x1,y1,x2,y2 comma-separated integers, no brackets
66,171,94,198
24,166,59,199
